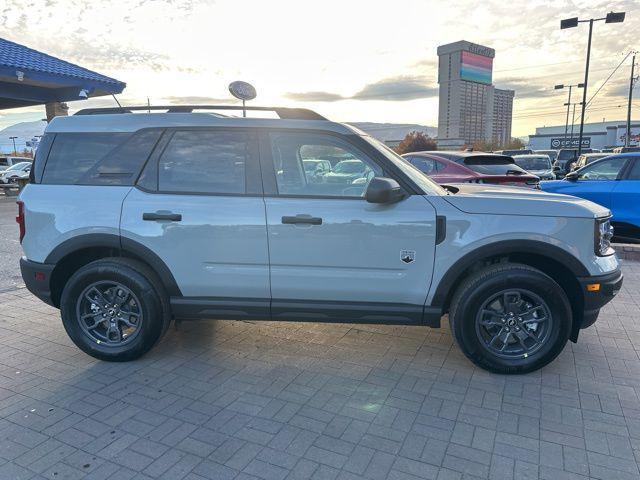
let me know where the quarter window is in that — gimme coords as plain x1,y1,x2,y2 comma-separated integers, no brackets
158,130,250,194
270,132,382,197
42,133,131,184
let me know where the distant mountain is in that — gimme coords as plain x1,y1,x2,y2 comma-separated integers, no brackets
348,122,437,142
0,120,46,153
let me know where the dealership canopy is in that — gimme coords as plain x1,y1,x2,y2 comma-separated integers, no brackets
0,37,125,109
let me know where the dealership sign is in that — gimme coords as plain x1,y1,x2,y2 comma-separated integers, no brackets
550,137,591,149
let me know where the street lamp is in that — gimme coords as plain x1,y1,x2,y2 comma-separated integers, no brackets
554,83,584,147
561,11,626,155
9,136,17,155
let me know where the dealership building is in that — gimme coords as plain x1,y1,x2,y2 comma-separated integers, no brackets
527,120,640,150
436,40,515,149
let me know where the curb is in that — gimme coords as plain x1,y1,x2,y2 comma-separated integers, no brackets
614,243,640,262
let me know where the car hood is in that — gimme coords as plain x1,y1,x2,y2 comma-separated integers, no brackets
441,183,609,218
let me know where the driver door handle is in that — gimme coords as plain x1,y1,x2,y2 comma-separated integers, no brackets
282,215,322,225
143,212,182,222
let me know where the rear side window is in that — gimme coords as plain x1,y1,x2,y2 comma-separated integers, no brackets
78,130,162,185
158,130,249,194
625,158,640,180
42,133,131,184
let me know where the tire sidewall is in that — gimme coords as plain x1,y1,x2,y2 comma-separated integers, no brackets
60,261,164,361
453,269,571,373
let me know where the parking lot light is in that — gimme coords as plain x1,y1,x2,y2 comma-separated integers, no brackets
561,11,625,156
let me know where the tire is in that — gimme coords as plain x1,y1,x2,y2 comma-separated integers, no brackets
449,263,572,374
60,257,171,361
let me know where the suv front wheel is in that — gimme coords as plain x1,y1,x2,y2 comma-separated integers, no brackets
449,263,572,374
60,258,171,361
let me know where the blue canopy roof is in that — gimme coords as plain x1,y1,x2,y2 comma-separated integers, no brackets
0,37,126,109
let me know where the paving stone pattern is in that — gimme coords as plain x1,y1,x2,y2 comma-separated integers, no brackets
0,261,639,479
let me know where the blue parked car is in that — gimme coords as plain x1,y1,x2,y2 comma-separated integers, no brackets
540,153,640,240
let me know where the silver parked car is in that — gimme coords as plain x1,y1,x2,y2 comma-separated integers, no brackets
512,154,555,180
18,105,622,374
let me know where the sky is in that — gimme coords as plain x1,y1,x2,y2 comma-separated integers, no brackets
0,0,639,137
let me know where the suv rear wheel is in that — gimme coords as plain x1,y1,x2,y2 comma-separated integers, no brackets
60,258,170,361
449,263,571,374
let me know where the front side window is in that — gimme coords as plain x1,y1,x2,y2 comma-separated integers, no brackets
578,157,627,181
270,132,382,197
158,130,249,194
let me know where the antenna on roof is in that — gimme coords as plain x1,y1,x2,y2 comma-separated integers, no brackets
228,81,257,118
147,97,151,114
111,94,122,108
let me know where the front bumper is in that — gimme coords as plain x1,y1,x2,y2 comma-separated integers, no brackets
20,257,56,307
576,267,623,330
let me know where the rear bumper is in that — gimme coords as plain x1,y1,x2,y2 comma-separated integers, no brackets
576,267,623,330
20,257,56,307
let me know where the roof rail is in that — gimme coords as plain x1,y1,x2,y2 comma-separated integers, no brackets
74,105,327,120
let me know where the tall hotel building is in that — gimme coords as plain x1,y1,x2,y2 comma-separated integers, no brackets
437,40,515,149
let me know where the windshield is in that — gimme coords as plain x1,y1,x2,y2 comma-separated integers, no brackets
514,156,551,170
360,135,446,195
557,150,577,161
5,162,30,171
334,161,365,174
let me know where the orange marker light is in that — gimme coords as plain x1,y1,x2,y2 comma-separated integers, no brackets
586,283,601,292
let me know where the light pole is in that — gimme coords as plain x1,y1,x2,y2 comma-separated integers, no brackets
9,136,17,155
554,83,584,146
561,11,625,156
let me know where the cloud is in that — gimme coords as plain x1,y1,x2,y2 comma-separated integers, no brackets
285,75,438,103
285,91,345,102
164,96,237,104
352,76,438,101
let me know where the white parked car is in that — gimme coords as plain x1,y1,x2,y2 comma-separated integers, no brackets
0,161,31,183
0,156,30,171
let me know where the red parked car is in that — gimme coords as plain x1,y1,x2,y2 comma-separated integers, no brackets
402,151,539,187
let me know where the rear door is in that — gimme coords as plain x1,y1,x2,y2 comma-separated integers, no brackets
121,128,270,314
261,130,437,322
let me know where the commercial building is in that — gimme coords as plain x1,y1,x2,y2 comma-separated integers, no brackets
437,40,515,149
527,120,640,150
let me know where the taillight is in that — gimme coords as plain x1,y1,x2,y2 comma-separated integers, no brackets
16,201,25,243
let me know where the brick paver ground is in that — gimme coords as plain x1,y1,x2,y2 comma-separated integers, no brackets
0,261,639,480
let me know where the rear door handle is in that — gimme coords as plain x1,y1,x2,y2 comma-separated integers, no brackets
282,215,322,225
143,212,182,222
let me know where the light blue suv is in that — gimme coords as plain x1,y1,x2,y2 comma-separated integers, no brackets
18,105,623,373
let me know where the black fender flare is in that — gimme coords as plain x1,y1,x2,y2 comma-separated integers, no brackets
45,233,182,297
431,239,590,309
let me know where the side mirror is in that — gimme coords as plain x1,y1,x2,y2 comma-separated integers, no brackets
565,171,579,181
365,177,406,204
552,165,561,173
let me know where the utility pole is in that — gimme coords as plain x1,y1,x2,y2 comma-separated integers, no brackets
626,52,637,147
9,136,17,155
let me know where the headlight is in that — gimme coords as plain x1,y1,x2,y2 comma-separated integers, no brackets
595,217,614,256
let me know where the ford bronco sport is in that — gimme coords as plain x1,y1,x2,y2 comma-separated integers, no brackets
18,105,623,373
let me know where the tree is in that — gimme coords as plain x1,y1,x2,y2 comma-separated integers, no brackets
503,137,525,150
395,131,437,154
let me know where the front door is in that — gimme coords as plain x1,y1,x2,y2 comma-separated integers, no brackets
568,156,629,208
261,130,437,322
121,128,270,316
